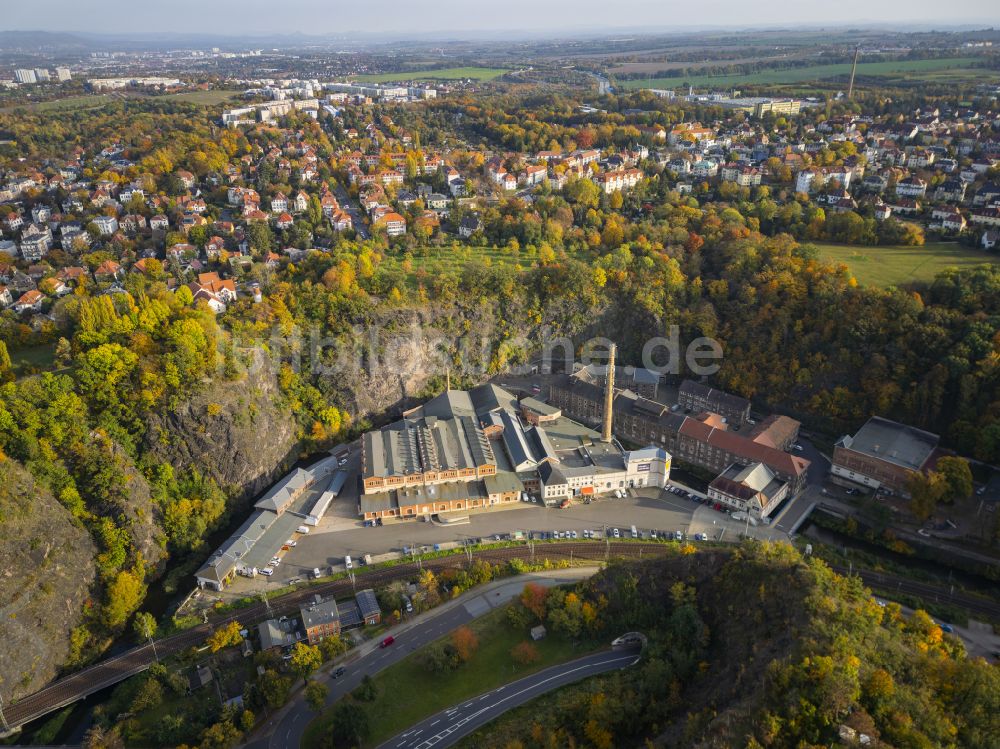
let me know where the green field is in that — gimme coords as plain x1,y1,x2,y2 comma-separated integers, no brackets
619,57,982,90
303,605,589,749
9,343,57,375
0,94,111,113
157,89,242,105
811,241,1000,286
0,89,241,114
351,67,509,83
386,245,536,286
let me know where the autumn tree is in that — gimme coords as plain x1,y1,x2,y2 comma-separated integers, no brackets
207,620,244,652
451,626,479,663
510,641,540,666
289,641,323,684
520,582,548,621
103,569,144,628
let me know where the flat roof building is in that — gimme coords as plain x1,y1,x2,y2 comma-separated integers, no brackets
832,416,939,494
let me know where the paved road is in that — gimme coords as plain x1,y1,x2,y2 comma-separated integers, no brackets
248,568,598,749
235,488,700,592
376,650,640,749
335,186,369,239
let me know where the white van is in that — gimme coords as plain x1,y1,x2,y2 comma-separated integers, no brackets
631,525,638,538
344,555,353,570
313,567,322,579
296,525,310,534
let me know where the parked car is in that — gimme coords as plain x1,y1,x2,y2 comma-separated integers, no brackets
939,623,954,633
313,567,322,579
260,567,274,576
333,666,346,678
791,444,804,452
612,528,620,538
285,539,297,547
380,635,395,648
296,525,310,534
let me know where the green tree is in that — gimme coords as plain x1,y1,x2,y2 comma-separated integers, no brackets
352,674,378,702
327,702,370,748
133,611,157,645
304,679,328,712
906,471,945,521
258,669,292,710
935,457,973,503
319,634,348,661
247,222,274,254
0,340,11,377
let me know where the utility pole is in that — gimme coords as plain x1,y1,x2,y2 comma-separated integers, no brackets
847,46,860,100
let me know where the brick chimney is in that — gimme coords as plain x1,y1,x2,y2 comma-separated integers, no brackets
602,343,616,442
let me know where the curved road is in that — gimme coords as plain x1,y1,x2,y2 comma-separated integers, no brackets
9,542,1000,732
248,568,597,749
376,650,639,749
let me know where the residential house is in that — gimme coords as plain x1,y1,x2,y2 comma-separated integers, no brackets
375,212,407,237
356,589,381,626
38,277,71,297
894,177,927,199
934,179,967,203
971,208,1000,227
94,260,123,281
459,213,482,239
300,596,341,645
270,192,288,213
93,215,119,236
13,289,44,313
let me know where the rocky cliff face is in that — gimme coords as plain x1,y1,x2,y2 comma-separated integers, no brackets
0,459,97,702
144,361,299,502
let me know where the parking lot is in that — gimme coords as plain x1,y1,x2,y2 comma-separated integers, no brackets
224,482,791,594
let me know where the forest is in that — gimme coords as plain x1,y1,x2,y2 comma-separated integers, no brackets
463,543,1000,749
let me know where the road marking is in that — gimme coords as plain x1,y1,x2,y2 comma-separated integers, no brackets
430,719,439,726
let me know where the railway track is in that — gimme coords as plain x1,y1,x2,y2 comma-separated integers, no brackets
5,541,995,730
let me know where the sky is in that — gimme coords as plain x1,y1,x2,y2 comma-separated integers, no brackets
4,0,998,37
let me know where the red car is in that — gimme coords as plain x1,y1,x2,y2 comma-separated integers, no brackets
379,635,395,648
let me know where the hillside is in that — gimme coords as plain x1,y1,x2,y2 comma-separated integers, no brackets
0,459,97,700
462,544,1000,749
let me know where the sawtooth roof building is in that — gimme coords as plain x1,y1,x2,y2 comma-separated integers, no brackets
358,384,671,519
